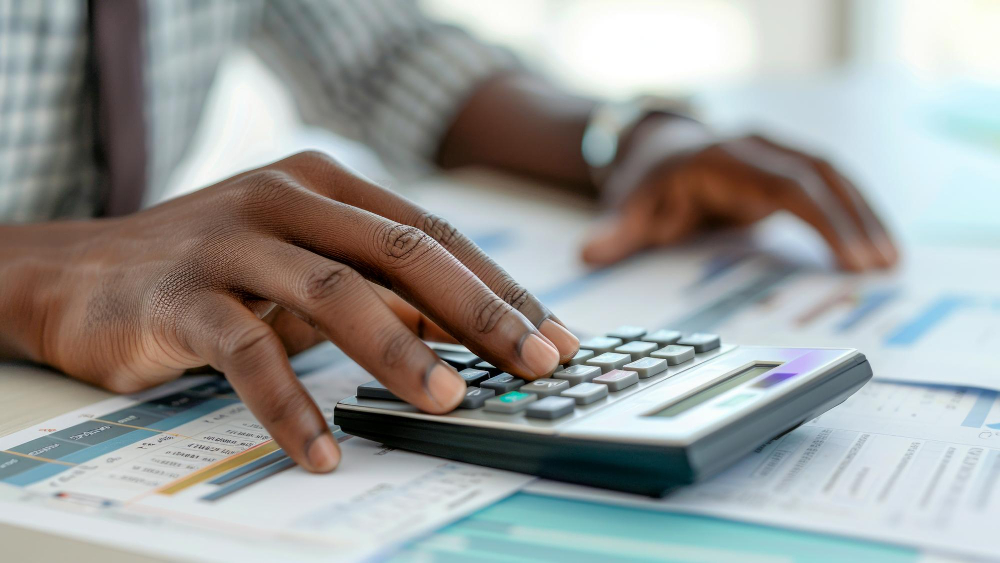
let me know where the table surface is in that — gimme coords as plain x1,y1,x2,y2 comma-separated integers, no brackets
2,71,996,562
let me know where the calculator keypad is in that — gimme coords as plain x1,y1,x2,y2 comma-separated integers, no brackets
350,327,728,427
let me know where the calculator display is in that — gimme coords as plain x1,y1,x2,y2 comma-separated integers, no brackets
648,363,781,418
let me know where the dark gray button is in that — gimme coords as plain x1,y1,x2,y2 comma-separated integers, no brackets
484,391,536,413
552,364,601,385
480,373,526,394
607,325,646,343
435,349,481,370
357,380,399,401
624,357,668,378
614,341,658,361
459,387,495,409
586,352,631,373
565,349,595,366
651,345,695,365
642,329,682,346
677,333,721,353
458,368,490,386
475,361,501,375
525,396,575,419
578,336,623,354
560,382,608,405
521,379,570,398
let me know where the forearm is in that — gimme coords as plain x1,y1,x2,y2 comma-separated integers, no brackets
436,73,597,196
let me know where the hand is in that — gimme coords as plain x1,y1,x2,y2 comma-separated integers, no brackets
581,118,899,271
1,151,579,473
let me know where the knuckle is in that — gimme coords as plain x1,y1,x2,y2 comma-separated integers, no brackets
300,262,357,303
290,149,341,169
377,326,420,371
417,212,459,249
497,281,530,311
375,223,436,266
238,169,298,208
260,387,313,427
470,293,513,335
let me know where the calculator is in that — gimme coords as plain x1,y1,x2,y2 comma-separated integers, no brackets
334,327,871,496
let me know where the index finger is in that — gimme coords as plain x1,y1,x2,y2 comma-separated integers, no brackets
274,152,580,362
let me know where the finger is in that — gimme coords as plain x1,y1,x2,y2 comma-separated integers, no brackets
185,294,339,473
748,136,897,268
230,242,468,411
264,307,328,356
581,176,698,266
370,284,458,344
241,171,560,378
271,152,579,362
722,140,872,271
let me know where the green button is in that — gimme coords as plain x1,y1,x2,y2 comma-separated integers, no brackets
499,391,532,403
717,393,756,408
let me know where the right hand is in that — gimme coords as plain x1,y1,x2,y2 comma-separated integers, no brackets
3,151,579,473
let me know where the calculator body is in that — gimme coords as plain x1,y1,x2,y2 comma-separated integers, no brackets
335,344,871,497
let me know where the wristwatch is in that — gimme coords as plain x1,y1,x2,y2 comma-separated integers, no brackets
581,95,698,185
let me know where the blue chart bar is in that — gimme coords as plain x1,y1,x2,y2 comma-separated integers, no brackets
535,267,617,307
209,449,287,486
885,295,973,347
961,390,998,428
470,230,516,255
836,288,899,332
687,251,751,290
201,456,296,502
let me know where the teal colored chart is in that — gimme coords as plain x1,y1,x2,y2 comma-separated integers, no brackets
387,493,919,562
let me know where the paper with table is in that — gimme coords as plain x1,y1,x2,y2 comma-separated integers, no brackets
526,379,1000,560
0,351,531,563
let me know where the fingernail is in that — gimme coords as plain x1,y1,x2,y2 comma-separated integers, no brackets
520,333,560,376
426,363,466,410
307,432,340,473
539,319,580,360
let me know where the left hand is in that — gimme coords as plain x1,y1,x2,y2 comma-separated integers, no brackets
581,117,899,271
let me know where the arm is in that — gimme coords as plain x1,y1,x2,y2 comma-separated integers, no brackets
0,153,579,472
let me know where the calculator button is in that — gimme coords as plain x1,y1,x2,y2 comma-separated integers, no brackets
356,380,399,401
593,369,639,391
651,345,695,365
606,325,646,343
677,333,721,353
458,368,490,386
484,391,537,413
579,336,624,354
565,349,595,366
434,349,481,370
561,382,608,405
474,361,501,375
521,379,570,398
624,357,668,379
552,364,601,386
459,387,495,409
614,341,658,361
642,329,682,346
585,352,631,373
525,396,575,420
481,373,526,394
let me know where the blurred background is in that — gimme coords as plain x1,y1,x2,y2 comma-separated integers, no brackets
165,0,1000,246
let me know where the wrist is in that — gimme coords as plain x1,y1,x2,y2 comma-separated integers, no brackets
0,222,99,363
